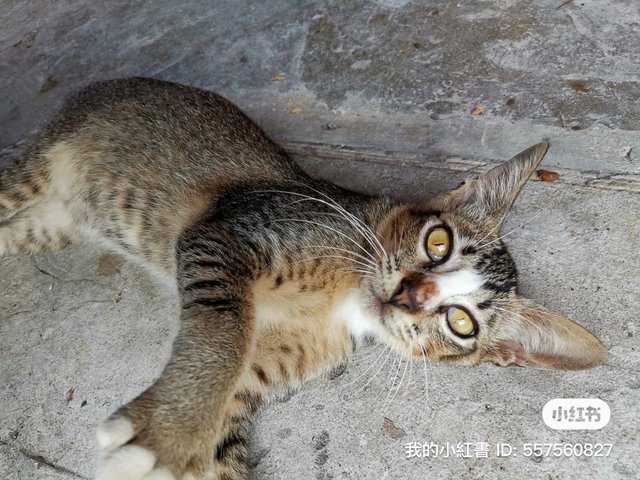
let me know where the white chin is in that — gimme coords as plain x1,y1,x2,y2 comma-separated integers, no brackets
335,290,384,341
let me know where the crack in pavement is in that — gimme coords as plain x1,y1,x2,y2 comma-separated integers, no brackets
0,440,89,479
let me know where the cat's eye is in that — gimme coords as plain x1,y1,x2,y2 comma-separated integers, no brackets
425,226,451,263
446,306,476,338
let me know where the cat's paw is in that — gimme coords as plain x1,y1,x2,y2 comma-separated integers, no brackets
96,416,155,479
96,414,214,480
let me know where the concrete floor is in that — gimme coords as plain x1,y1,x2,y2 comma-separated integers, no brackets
1,0,639,479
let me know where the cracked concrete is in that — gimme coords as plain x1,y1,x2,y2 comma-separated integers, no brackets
1,0,639,479
0,442,87,480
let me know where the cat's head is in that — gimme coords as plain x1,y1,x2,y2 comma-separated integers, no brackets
363,142,607,370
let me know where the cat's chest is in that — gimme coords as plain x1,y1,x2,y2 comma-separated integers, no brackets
251,273,377,339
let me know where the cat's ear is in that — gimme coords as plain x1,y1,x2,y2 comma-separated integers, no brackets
432,142,549,225
483,299,607,370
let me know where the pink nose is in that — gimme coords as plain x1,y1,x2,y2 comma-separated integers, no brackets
389,276,438,312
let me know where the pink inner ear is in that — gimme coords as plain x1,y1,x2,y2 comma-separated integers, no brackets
490,336,607,371
490,338,572,369
448,178,479,208
489,339,527,367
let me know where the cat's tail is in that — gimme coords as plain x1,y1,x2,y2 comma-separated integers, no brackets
0,137,79,257
0,140,51,222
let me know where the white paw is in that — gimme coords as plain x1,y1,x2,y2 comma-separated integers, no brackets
96,444,156,480
96,416,178,480
97,416,134,453
143,468,177,480
95,416,215,479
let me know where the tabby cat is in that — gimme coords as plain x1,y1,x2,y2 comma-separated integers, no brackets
0,78,606,480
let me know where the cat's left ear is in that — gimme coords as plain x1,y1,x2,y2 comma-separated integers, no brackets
482,299,607,370
432,142,550,225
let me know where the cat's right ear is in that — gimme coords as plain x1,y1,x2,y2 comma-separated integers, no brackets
430,142,550,226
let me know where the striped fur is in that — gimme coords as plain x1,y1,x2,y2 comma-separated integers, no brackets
1,78,606,479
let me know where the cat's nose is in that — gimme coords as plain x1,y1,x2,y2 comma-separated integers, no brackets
388,276,438,313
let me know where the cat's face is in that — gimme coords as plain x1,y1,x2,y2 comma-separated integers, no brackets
362,143,607,370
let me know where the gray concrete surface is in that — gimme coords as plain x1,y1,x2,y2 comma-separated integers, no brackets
0,0,638,479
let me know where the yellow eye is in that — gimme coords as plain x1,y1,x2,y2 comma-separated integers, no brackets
447,307,476,337
426,227,451,262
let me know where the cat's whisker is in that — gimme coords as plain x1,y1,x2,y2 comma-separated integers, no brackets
302,245,378,270
303,243,378,264
470,200,517,246
256,188,386,261
296,254,376,273
407,353,414,405
492,305,545,331
350,343,384,361
521,305,576,321
383,346,408,414
420,344,430,409
393,214,399,254
347,352,384,370
476,211,545,251
358,350,392,370
350,345,394,396
334,267,375,278
491,298,566,319
396,227,405,263
382,347,404,409
295,259,375,278
295,207,386,261
472,214,505,247
287,183,389,261
489,297,518,306
386,346,410,410
349,353,386,371
341,346,390,389
263,217,377,264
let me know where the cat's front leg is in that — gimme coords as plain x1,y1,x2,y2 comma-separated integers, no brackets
96,228,260,480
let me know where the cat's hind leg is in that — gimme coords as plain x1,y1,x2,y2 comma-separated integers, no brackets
0,197,79,257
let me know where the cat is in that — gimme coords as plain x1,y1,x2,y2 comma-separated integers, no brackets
0,77,606,480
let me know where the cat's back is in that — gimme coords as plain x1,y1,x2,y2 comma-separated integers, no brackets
4,78,308,274
31,77,302,187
